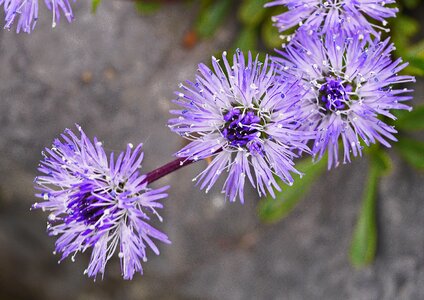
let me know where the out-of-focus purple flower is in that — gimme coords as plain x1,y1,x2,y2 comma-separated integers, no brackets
0,0,74,33
266,0,398,37
169,50,311,203
273,31,415,168
33,125,170,280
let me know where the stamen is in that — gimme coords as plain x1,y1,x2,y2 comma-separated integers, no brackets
221,108,264,154
318,77,353,112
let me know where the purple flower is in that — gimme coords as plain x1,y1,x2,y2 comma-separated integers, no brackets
273,31,415,168
266,0,398,37
1,0,74,33
169,50,311,203
33,125,170,280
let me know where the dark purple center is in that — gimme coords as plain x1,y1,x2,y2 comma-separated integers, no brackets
65,181,116,231
222,108,264,155
319,78,352,111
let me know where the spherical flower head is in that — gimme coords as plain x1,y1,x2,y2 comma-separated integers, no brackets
1,0,74,33
32,125,171,280
266,0,398,37
272,31,415,169
169,50,311,203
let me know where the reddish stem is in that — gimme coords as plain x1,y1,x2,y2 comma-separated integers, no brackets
142,156,195,184
142,149,222,185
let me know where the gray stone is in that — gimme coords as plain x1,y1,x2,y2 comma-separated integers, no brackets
0,1,423,300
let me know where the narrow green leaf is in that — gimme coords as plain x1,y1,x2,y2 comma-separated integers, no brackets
349,150,391,267
195,0,232,38
349,169,378,267
258,157,327,223
135,1,161,15
234,28,257,51
238,0,268,27
397,105,424,131
91,0,101,14
396,137,424,170
371,149,393,176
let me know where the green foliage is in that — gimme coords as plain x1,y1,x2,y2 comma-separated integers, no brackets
234,27,258,51
258,157,327,223
262,14,282,49
195,0,232,38
194,0,289,51
401,0,423,9
238,0,269,28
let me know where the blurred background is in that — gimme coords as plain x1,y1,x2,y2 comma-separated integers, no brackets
0,0,424,299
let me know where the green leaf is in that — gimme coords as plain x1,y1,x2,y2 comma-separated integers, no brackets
91,0,101,14
258,157,327,223
396,105,424,131
195,0,232,38
371,149,393,176
238,0,268,27
135,1,161,15
349,151,388,267
234,28,257,51
396,137,424,170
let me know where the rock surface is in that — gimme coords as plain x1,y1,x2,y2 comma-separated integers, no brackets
0,2,423,300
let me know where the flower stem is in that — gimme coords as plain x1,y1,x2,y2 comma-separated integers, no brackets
142,157,196,184
143,149,222,185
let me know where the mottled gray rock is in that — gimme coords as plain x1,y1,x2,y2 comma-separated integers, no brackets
0,1,423,300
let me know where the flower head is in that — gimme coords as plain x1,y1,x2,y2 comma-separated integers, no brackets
266,0,398,37
169,50,310,203
273,31,415,168
1,0,74,33
33,125,170,280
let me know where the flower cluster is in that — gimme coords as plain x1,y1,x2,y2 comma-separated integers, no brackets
33,126,170,280
1,0,74,33
32,0,414,281
266,0,398,37
169,50,311,203
264,0,414,169
272,31,414,168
